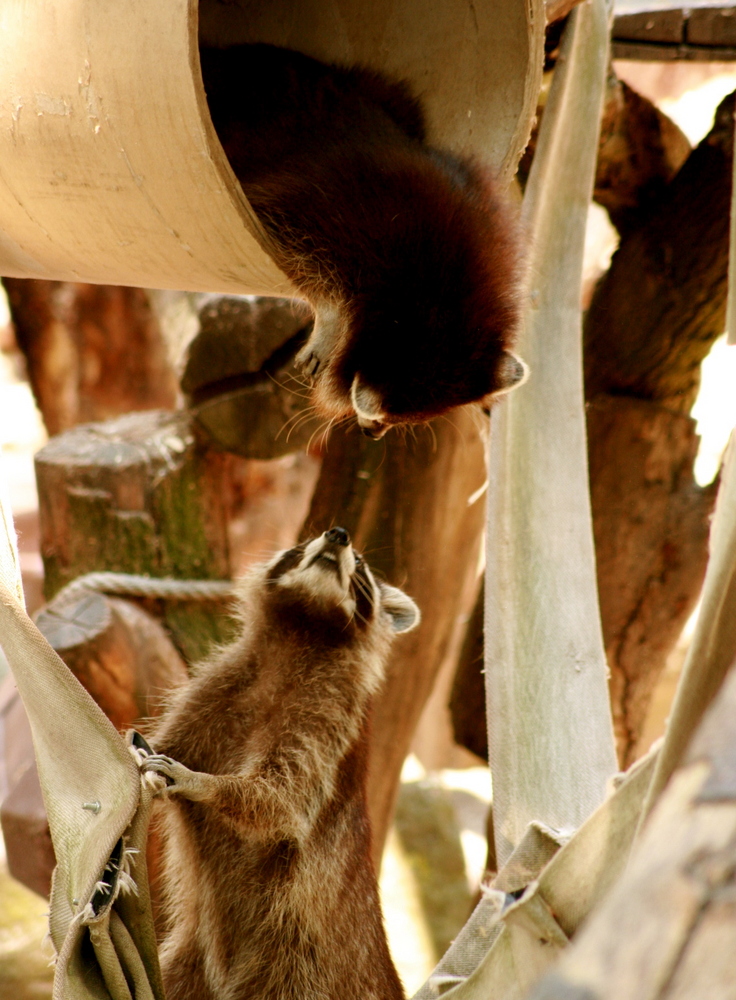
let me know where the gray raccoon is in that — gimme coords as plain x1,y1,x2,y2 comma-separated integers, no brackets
141,527,419,1000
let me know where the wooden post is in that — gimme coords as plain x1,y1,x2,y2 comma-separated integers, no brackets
302,406,487,860
35,593,188,732
3,279,178,436
34,409,234,664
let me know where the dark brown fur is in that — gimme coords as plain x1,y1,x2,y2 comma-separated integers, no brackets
199,44,526,437
142,530,419,1000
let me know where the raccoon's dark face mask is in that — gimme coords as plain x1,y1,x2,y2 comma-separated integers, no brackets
266,528,419,633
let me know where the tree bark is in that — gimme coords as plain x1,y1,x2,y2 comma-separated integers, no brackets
34,410,235,664
594,76,690,236
35,593,188,732
302,408,487,861
588,397,718,764
584,93,732,763
585,91,734,412
449,581,487,762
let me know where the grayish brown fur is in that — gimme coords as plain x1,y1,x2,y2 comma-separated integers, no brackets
141,530,419,1000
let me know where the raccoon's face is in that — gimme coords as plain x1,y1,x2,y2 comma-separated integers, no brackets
298,152,530,439
306,314,528,440
264,528,419,634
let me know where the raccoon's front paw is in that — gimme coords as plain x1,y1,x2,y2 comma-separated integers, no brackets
139,754,209,799
296,347,322,377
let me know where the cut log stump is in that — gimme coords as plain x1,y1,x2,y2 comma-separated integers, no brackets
152,292,321,459
35,409,235,664
35,593,188,732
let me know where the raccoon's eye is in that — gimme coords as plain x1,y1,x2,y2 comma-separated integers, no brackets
354,554,363,566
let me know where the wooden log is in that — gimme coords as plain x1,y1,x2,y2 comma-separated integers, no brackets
611,5,736,59
518,60,690,232
34,410,234,664
449,581,487,762
165,293,322,459
595,77,690,236
582,92,732,761
588,396,718,765
35,593,188,732
3,279,178,436
302,406,487,860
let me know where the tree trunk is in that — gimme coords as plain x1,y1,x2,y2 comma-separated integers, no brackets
588,396,718,764
3,279,177,435
302,408,488,861
585,91,734,412
594,76,690,236
34,410,235,664
584,92,732,763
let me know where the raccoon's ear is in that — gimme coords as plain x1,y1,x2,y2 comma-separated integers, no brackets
380,585,421,634
481,351,529,407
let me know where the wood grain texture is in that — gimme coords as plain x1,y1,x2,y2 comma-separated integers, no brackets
301,406,487,860
35,411,235,664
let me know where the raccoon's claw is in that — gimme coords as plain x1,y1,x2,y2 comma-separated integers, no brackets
300,351,321,377
140,755,217,801
140,754,184,790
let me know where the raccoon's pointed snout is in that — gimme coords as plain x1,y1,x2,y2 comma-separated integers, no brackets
324,527,350,547
359,420,388,440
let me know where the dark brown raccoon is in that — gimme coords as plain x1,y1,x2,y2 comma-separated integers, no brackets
199,44,528,438
141,528,419,1000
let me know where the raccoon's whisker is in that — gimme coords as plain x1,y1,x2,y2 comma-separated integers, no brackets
320,412,353,444
278,406,321,443
351,578,375,611
275,407,313,440
354,588,372,612
306,416,336,454
353,607,370,627
266,371,314,400
285,411,322,443
347,594,370,627
426,421,438,454
317,416,339,451
438,411,467,445
283,368,315,390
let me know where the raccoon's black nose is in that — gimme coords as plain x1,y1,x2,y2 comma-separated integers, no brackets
359,421,388,440
325,527,350,547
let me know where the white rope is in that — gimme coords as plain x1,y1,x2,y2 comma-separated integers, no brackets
52,572,233,606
